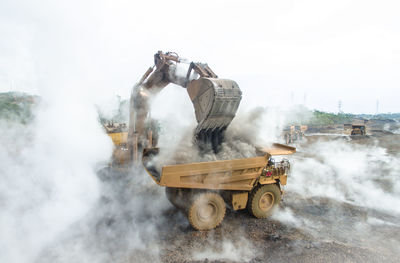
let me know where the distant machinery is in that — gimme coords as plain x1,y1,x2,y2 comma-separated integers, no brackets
283,125,308,144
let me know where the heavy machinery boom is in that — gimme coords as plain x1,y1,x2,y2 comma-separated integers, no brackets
127,51,242,164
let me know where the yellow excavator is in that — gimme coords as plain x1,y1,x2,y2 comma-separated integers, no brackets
123,51,242,165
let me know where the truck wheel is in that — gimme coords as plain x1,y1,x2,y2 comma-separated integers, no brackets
247,184,281,218
188,192,226,230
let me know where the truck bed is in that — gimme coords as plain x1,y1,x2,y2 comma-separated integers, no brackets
142,143,295,191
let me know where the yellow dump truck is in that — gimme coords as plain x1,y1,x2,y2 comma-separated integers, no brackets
351,124,366,136
142,143,295,230
343,123,367,136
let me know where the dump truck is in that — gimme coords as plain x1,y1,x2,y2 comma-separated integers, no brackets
351,124,366,136
104,121,128,147
343,121,367,136
103,122,130,165
142,143,295,230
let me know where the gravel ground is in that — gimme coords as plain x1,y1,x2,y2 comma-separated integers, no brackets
37,133,400,263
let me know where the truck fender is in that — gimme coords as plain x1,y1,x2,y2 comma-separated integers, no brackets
258,177,277,185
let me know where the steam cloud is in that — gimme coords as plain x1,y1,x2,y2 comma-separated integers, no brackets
0,95,112,263
290,139,400,214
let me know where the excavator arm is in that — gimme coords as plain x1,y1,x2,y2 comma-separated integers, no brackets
127,51,242,164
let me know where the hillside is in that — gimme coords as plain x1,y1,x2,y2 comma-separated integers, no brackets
1,92,398,128
0,92,38,124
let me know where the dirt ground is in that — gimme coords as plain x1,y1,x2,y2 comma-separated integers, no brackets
156,134,400,263
37,133,400,263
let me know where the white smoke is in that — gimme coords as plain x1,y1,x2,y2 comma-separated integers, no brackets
0,95,113,263
192,237,257,262
289,139,400,214
151,104,295,166
272,207,303,227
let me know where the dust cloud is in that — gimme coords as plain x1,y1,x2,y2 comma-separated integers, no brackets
192,236,258,262
0,92,176,263
0,1,168,262
0,95,112,263
270,134,400,260
290,140,400,214
152,102,294,167
160,107,400,262
2,79,400,263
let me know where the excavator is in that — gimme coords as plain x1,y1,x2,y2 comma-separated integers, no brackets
105,51,295,230
125,51,242,165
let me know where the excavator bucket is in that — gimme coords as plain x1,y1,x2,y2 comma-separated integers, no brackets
187,78,242,150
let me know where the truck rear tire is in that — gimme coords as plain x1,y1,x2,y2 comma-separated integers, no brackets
247,184,281,218
188,192,226,230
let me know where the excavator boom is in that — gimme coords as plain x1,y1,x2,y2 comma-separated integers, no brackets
127,51,242,164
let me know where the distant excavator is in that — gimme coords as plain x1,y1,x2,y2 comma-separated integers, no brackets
126,51,242,164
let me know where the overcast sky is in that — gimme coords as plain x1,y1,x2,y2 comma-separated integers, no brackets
0,0,399,113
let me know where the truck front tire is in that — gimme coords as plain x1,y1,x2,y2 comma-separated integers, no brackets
188,192,226,230
247,184,281,218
